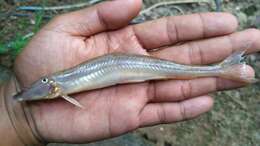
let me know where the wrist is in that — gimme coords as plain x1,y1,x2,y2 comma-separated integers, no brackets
0,75,46,146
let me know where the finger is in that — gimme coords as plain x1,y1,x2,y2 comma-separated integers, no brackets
133,12,238,49
139,96,213,127
151,29,260,65
45,0,142,36
147,65,254,102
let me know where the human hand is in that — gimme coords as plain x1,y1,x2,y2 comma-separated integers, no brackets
14,0,260,143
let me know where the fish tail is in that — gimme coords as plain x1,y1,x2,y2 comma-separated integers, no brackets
219,50,259,83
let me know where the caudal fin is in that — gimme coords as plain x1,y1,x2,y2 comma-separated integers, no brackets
219,50,258,83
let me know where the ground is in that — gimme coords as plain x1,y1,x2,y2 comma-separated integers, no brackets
0,0,259,146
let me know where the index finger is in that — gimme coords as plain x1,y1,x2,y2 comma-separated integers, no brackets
133,12,238,49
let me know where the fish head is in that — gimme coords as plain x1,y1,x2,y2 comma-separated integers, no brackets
14,77,60,101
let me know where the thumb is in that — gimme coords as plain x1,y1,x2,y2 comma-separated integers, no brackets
45,0,143,36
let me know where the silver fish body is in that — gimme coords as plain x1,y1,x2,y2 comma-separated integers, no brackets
52,53,221,95
14,51,256,107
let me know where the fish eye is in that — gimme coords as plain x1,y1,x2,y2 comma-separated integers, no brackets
41,78,48,83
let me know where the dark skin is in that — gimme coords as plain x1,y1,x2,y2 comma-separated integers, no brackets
11,0,260,144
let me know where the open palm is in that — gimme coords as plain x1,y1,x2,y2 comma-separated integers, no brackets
14,0,260,144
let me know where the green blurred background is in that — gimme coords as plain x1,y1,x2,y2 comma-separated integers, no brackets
0,0,259,146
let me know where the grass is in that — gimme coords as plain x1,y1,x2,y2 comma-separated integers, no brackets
0,34,29,57
0,10,44,56
0,8,45,82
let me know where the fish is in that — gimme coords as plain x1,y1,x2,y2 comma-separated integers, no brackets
14,51,258,108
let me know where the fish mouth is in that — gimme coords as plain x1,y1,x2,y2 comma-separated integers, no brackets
13,92,26,101
13,91,49,101
13,90,35,102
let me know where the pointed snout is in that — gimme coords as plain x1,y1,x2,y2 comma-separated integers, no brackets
13,91,33,101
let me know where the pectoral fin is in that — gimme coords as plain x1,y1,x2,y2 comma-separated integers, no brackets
61,94,85,109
